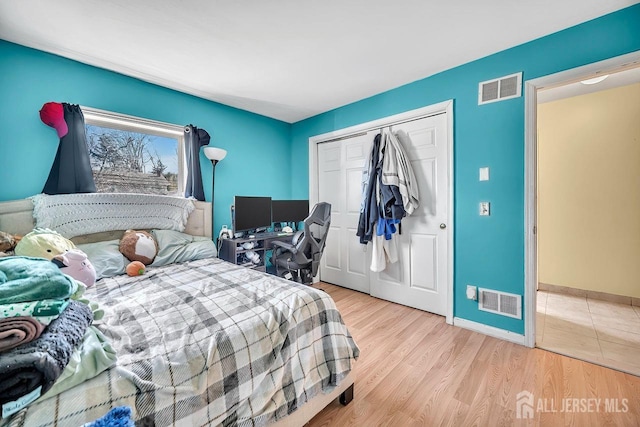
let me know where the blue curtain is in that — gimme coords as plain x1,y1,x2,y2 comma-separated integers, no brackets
42,104,96,195
183,124,210,201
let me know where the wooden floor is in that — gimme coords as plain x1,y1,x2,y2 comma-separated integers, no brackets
307,283,640,427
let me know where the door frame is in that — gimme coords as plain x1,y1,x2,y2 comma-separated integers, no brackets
308,100,455,325
523,51,640,348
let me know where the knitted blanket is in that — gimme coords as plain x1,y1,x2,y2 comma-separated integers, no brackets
31,193,195,239
0,301,93,408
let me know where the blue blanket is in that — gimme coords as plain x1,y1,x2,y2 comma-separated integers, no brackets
0,257,78,304
84,406,134,427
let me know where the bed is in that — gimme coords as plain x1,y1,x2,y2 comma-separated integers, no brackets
0,197,358,427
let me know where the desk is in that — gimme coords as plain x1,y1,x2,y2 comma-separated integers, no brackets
219,232,295,273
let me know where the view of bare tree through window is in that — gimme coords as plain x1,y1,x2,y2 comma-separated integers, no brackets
85,125,180,196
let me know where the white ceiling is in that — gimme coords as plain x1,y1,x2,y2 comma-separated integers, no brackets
0,0,637,123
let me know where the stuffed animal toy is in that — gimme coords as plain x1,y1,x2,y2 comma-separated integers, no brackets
14,228,76,260
126,261,146,277
0,231,21,257
51,249,97,288
119,230,158,265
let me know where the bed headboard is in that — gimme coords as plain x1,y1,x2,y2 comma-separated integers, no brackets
0,198,212,242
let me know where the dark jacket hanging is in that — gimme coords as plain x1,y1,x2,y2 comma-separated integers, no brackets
357,132,407,245
357,133,382,244
184,125,210,201
42,104,96,195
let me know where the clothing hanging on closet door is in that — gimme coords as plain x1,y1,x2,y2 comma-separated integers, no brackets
381,130,420,215
357,129,422,271
371,231,399,272
356,133,382,245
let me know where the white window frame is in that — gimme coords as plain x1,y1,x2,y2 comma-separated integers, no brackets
81,106,187,195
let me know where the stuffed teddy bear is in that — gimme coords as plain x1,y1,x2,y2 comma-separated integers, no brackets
0,231,21,257
14,228,76,260
51,249,97,288
119,229,158,265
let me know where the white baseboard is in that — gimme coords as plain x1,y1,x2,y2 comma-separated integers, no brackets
453,317,526,346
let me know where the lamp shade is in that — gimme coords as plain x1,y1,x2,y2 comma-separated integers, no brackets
204,146,227,162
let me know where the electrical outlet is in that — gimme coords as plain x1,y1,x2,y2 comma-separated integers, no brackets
466,285,477,301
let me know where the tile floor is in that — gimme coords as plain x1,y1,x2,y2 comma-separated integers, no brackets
537,290,640,376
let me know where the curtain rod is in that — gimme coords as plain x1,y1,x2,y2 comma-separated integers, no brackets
80,105,184,136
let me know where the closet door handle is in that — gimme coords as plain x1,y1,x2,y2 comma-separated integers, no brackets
440,223,447,229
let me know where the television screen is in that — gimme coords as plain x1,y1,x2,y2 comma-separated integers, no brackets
271,200,309,223
234,196,272,233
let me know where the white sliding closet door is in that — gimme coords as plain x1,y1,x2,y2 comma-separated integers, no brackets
317,131,377,294
316,110,450,317
369,114,449,315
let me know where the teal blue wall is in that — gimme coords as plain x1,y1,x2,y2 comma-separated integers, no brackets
290,5,640,334
2,5,639,334
0,41,291,236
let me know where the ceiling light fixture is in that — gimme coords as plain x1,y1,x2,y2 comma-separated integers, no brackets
580,75,609,85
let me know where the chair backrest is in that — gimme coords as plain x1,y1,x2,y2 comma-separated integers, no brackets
291,202,331,276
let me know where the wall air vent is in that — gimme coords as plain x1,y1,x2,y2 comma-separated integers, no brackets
478,288,522,319
478,72,522,105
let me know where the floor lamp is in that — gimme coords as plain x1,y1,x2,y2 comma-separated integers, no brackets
203,146,227,243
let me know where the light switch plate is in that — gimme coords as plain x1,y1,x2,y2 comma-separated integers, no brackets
480,202,490,216
479,167,490,181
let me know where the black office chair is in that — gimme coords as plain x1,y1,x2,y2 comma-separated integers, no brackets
271,202,331,285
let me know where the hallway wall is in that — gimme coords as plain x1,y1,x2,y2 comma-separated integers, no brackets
538,82,640,298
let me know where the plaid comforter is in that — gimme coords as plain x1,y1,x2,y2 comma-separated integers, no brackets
7,258,359,426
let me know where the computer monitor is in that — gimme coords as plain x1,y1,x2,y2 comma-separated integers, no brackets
233,196,272,234
271,200,309,224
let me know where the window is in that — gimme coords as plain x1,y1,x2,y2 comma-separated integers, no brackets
82,107,185,196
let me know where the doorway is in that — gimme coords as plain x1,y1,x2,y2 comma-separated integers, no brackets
309,101,454,323
524,52,640,375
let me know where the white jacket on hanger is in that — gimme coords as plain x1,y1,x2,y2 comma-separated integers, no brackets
381,130,420,215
